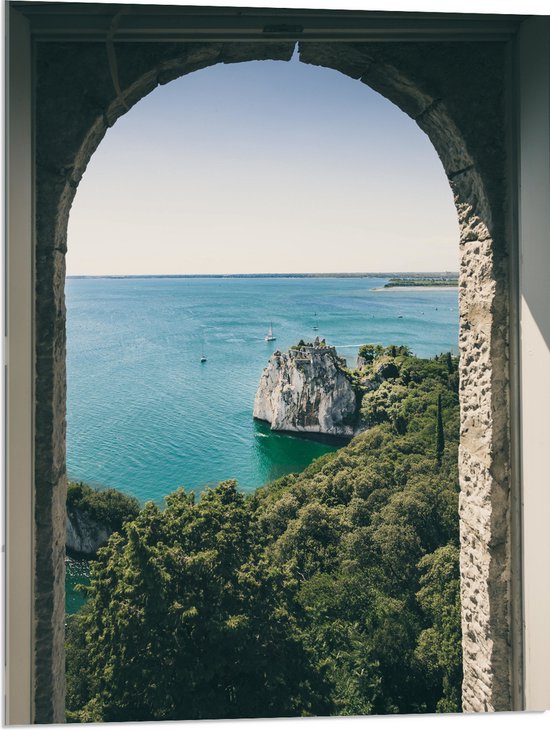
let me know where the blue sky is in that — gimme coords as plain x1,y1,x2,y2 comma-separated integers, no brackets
67,47,459,275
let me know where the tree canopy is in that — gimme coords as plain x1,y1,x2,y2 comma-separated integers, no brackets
66,347,462,721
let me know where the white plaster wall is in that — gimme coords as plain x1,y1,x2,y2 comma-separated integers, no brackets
519,15,550,712
4,7,33,725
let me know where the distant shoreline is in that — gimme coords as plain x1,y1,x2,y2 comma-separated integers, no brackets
67,271,459,280
373,285,459,292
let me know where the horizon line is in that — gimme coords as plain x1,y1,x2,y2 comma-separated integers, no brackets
66,271,459,280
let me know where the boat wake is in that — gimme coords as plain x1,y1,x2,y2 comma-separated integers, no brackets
333,343,365,349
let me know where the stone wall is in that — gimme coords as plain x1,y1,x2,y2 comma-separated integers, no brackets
33,35,513,720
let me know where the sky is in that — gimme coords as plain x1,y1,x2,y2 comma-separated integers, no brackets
66,45,460,276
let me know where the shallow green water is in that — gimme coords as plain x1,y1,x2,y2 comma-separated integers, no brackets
65,554,91,614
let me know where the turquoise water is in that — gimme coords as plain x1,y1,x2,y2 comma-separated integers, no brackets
65,276,458,612
66,276,458,502
66,278,458,502
66,554,91,614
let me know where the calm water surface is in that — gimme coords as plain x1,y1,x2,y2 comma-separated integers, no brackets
67,276,458,500
65,276,458,610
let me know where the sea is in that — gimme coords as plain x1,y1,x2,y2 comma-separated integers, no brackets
65,275,459,612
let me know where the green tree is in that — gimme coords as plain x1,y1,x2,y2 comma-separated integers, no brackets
436,393,445,467
415,544,462,712
67,481,140,532
67,482,330,721
357,343,384,364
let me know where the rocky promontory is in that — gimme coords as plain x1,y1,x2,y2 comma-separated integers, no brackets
66,481,140,557
253,339,359,437
67,506,113,557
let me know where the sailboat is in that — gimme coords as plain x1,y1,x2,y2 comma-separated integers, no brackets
312,312,319,331
264,322,276,342
200,334,207,362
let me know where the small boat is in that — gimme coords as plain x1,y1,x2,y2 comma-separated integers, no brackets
265,322,276,342
200,354,207,363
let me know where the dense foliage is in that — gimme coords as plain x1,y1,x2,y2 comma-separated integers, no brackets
67,481,140,533
66,347,461,721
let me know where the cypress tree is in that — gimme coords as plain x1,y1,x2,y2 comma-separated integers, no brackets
445,351,454,374
436,393,445,467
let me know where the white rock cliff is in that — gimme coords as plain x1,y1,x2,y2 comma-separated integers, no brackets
66,508,112,557
253,342,358,437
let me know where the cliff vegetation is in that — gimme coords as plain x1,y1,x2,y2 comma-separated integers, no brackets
67,482,140,556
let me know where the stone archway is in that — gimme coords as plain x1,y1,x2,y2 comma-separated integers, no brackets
34,36,513,721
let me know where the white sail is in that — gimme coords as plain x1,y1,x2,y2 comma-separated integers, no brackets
265,322,276,341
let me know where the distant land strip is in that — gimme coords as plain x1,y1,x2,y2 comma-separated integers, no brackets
384,276,459,288
67,272,459,280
